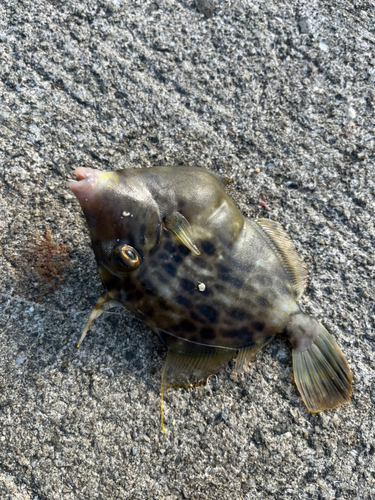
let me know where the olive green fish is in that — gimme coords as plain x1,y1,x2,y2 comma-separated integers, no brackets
69,166,352,431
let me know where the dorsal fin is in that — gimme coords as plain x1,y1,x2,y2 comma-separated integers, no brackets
254,219,309,299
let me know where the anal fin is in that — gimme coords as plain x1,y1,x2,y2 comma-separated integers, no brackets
232,336,275,379
160,349,234,433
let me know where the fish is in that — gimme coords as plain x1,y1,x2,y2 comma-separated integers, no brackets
69,166,352,431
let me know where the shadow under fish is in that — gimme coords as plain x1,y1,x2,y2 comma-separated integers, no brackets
69,166,352,432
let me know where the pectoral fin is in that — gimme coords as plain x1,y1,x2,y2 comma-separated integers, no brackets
164,212,200,255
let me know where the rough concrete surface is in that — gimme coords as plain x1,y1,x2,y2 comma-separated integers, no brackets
0,0,374,499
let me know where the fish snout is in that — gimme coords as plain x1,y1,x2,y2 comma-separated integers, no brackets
69,167,108,202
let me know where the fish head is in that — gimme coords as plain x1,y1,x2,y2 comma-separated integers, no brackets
70,167,162,285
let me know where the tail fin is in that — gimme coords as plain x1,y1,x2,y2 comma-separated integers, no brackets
292,323,352,413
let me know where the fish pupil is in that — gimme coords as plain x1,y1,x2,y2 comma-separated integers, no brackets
125,249,136,260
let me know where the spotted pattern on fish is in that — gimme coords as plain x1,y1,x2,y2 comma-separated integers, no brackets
70,166,352,418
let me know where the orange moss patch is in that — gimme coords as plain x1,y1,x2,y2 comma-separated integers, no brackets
30,230,72,299
11,230,72,301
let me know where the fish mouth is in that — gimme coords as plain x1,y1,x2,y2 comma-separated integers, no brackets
69,167,101,201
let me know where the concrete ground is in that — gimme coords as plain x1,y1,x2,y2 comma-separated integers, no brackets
0,0,374,498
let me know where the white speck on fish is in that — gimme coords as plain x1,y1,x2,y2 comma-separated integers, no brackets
198,282,206,292
122,211,130,217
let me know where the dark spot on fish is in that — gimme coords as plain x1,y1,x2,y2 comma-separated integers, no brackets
176,295,192,308
165,242,176,254
142,278,156,291
198,304,217,323
155,271,168,284
219,274,243,288
231,327,249,339
229,308,246,321
256,275,271,286
214,283,225,292
217,264,231,274
178,244,190,256
158,252,169,261
219,273,231,282
158,297,170,310
257,297,269,308
200,327,215,340
232,277,244,288
239,262,254,273
163,263,176,277
190,311,201,322
173,254,183,264
252,321,265,332
201,240,216,256
179,320,197,333
181,279,195,292
244,339,255,348
143,307,154,318
244,285,256,295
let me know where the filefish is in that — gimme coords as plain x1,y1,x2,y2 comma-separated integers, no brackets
69,166,352,431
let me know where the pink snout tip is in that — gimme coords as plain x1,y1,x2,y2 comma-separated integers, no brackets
69,167,100,201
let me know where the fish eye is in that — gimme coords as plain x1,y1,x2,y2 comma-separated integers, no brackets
112,244,141,271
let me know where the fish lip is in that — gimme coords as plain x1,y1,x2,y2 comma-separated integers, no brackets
69,167,98,200
75,168,89,181
73,167,96,183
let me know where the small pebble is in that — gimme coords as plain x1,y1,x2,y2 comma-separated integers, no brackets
298,18,311,34
195,0,215,18
254,168,260,174
347,106,356,120
15,357,27,366
131,447,137,456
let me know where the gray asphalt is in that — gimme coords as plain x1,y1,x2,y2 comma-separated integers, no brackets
0,0,374,499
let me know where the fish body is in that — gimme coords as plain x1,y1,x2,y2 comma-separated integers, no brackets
70,166,352,428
